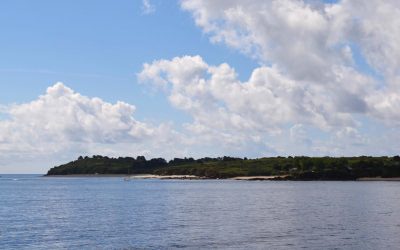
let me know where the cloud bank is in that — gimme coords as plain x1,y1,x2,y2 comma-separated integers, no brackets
138,0,400,156
178,0,400,127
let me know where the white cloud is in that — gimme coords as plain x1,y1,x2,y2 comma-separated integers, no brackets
139,55,358,135
138,55,368,159
137,0,400,158
4,82,154,144
0,83,187,173
181,0,349,82
179,0,400,127
142,0,155,15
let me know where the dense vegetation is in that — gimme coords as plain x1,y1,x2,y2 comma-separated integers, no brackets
46,155,400,180
47,155,167,175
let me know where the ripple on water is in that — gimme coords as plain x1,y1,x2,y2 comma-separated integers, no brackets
1,177,400,249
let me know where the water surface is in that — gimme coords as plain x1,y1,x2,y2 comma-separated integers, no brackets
1,175,400,249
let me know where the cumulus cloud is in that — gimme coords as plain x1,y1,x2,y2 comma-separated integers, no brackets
138,55,368,158
181,0,350,81
0,83,186,173
179,0,400,127
138,55,358,134
3,82,154,144
137,0,400,157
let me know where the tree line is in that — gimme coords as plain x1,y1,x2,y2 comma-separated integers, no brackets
46,155,400,180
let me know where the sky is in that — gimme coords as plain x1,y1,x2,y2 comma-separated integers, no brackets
1,0,400,173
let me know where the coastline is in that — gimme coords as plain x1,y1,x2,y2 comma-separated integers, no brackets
43,174,400,181
44,174,283,180
44,174,203,179
43,174,287,180
43,174,129,177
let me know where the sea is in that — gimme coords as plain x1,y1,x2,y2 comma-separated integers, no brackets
1,175,400,249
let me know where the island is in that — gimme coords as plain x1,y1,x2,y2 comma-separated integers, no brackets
45,155,400,181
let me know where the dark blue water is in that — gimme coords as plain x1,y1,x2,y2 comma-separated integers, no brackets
1,175,400,249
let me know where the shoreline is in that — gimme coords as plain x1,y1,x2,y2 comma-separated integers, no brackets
44,174,400,181
43,174,129,177
43,174,203,179
43,174,283,180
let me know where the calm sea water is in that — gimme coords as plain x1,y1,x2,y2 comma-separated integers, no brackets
1,175,400,249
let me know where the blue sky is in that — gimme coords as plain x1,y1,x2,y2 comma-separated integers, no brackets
1,0,400,173
0,0,256,118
